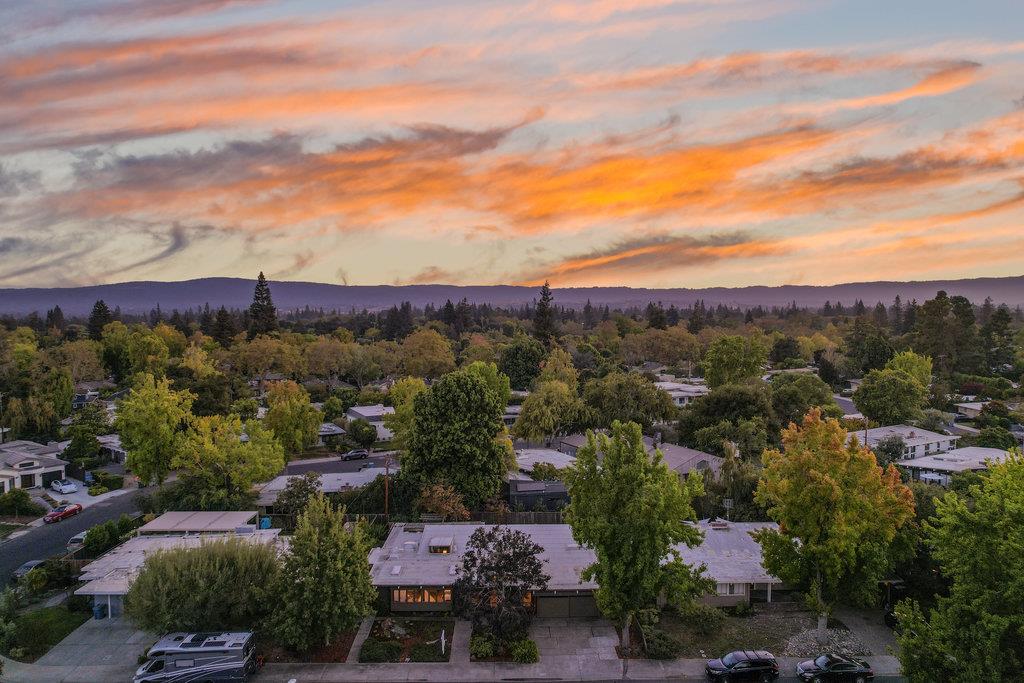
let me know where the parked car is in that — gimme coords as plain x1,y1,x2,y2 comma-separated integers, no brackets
341,448,369,461
796,653,874,681
67,530,88,552
50,479,80,495
11,560,45,583
706,650,779,681
44,503,83,523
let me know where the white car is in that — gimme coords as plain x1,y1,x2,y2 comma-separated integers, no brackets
50,479,79,495
67,531,87,551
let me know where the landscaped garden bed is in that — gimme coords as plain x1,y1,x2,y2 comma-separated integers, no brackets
358,617,454,663
468,627,539,663
259,630,358,663
2,605,91,662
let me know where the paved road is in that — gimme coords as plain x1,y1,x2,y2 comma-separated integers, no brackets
286,453,395,475
0,488,148,584
834,394,858,415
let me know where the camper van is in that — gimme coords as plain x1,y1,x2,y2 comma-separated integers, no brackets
134,632,259,682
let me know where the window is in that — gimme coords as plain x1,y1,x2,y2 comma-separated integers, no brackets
391,588,452,604
428,545,451,554
174,659,194,668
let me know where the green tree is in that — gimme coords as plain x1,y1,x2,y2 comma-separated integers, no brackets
125,539,280,632
230,397,260,421
400,328,456,379
248,271,278,337
770,372,840,427
87,300,113,341
565,422,711,649
382,377,428,452
405,369,507,507
753,410,915,635
582,372,675,430
347,418,378,449
498,335,546,391
895,452,1024,683
853,368,928,426
174,415,284,505
273,494,376,651
886,351,933,389
264,380,321,455
536,347,578,391
702,335,769,389
115,374,194,485
872,434,906,467
512,380,582,443
533,281,559,345
678,383,778,459
975,426,1017,449
462,361,512,407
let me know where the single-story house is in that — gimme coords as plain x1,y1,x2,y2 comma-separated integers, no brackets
644,438,724,479
654,381,709,408
346,404,395,441
317,422,346,446
554,433,591,457
0,440,68,493
899,446,1010,486
847,425,958,459
76,518,283,620
675,519,783,606
367,521,781,615
255,467,395,511
954,401,987,419
508,480,569,511
96,434,127,463
515,448,576,474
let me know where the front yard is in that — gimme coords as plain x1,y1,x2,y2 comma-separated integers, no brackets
3,606,91,662
260,630,358,663
358,617,454,663
0,522,26,539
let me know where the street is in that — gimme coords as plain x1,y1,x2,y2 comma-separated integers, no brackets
285,453,395,475
0,487,148,584
833,394,858,415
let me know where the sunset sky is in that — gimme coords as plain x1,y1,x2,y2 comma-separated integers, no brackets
1,0,1023,289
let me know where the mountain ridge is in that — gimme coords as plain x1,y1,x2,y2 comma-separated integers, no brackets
2,276,1023,316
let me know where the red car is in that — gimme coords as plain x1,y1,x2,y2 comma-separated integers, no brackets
44,503,83,523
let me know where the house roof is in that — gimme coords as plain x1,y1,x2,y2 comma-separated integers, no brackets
0,440,68,470
655,442,724,477
653,381,709,398
515,448,576,472
899,447,1010,474
347,404,394,421
138,511,259,535
318,422,346,437
254,467,395,506
674,520,782,585
847,425,955,448
76,529,283,596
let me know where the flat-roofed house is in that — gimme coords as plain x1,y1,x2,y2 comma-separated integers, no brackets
255,467,395,511
899,446,1010,486
654,381,710,408
346,404,395,441
675,519,783,607
0,440,68,493
137,510,261,536
847,425,958,459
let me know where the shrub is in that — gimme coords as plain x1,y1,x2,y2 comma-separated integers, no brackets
66,594,91,613
643,629,680,660
0,489,46,517
359,639,401,663
732,601,754,617
410,641,447,662
83,521,117,556
679,603,725,635
23,568,49,596
88,485,109,496
469,633,496,659
509,638,539,663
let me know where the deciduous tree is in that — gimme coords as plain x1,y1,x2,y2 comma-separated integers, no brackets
853,368,928,426
582,372,675,430
400,329,455,379
264,380,321,455
116,374,194,485
702,335,769,388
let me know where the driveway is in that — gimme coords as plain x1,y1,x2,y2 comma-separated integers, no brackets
36,617,155,668
44,479,134,509
0,486,151,584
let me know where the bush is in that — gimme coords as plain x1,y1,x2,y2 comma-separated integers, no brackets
469,632,496,659
679,603,725,635
83,521,116,556
0,489,46,517
66,594,91,613
410,641,448,662
509,638,539,663
87,485,109,496
359,639,401,663
732,601,754,617
643,629,680,660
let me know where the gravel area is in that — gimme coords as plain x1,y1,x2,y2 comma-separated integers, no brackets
782,627,870,657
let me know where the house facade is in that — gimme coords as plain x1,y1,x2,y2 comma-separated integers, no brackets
653,381,710,408
0,441,68,493
848,425,958,459
899,446,1010,487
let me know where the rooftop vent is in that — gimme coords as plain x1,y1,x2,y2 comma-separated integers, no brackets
402,541,418,552
391,565,402,575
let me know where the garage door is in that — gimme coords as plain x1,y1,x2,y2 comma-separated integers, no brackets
42,471,62,486
536,595,599,618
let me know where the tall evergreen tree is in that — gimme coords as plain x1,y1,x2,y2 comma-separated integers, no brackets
248,272,278,338
45,305,66,333
212,306,238,347
532,281,559,345
87,300,113,340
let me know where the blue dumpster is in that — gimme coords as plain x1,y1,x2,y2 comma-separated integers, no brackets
92,602,108,620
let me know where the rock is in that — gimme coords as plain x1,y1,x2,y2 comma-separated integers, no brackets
781,627,870,657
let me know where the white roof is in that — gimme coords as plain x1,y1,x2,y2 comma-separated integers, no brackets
347,404,394,421
847,425,955,448
900,447,1010,474
515,448,576,472
76,529,283,596
318,422,346,437
654,381,709,397
138,511,258,535
674,520,781,585
255,468,396,506
954,401,987,411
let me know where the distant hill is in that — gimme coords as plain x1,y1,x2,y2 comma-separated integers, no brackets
1,276,1023,316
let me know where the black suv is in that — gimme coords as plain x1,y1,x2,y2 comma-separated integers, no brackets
706,650,779,681
796,653,874,682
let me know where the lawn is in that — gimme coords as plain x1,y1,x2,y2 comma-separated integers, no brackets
359,617,454,663
660,604,825,658
5,606,90,662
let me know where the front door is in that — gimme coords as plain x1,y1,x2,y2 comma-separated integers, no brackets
20,473,36,488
